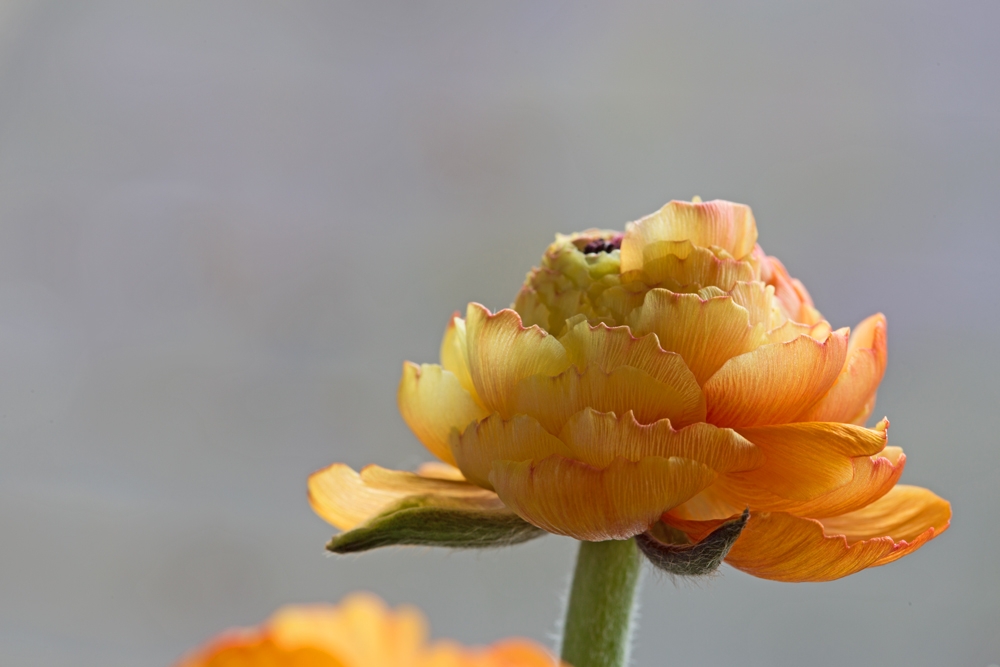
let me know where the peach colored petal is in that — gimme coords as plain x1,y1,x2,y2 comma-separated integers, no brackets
422,639,564,667
307,464,504,531
415,462,468,481
620,199,758,271
704,329,849,427
715,446,906,517
804,313,887,425
439,312,483,407
557,408,763,473
818,484,952,566
621,239,756,291
626,289,767,385
490,454,717,541
512,364,706,434
558,320,706,423
398,362,490,466
450,413,570,490
465,303,570,413
724,420,888,500
728,281,776,330
759,254,821,325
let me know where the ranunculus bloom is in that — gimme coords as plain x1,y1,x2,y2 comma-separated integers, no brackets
174,592,562,666
310,198,950,582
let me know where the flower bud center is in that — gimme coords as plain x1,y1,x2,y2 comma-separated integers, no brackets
582,235,623,255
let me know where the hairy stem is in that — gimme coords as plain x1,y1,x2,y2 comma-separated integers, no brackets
560,538,642,667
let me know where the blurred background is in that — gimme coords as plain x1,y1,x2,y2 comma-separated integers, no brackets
0,2,997,665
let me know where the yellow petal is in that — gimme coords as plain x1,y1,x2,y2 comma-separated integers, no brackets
622,239,756,292
513,364,705,434
450,413,570,490
398,362,490,466
804,313,887,424
818,484,951,565
307,464,503,531
464,303,570,413
620,199,758,271
490,455,717,541
557,408,763,473
626,289,767,385
725,420,888,500
704,329,849,427
558,320,706,423
439,312,482,406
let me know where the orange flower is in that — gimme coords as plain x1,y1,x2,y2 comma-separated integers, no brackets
174,592,563,667
310,198,950,582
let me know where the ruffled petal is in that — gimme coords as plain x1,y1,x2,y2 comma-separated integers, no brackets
704,329,849,427
626,289,767,385
398,362,490,465
725,420,888,500
818,484,951,565
465,303,570,413
490,455,717,541
804,313,887,425
559,320,706,423
759,254,821,325
439,312,483,406
620,199,758,270
450,413,570,490
513,364,706,434
308,463,504,531
557,408,763,473
621,239,755,292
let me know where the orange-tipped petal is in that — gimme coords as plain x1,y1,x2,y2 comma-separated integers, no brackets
759,254,820,325
620,199,758,271
465,303,570,414
490,454,717,541
804,313,888,425
513,364,705,434
714,446,906,518
398,362,490,466
450,413,570,490
725,420,888,500
625,289,767,385
308,463,503,531
557,408,763,473
440,312,483,406
704,329,849,427
818,484,951,565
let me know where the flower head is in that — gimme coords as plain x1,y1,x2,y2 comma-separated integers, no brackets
310,198,950,582
175,593,563,667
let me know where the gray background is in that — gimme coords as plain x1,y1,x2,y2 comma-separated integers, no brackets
0,2,997,666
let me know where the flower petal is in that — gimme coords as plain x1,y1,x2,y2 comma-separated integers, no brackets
620,199,758,271
557,408,763,473
704,329,849,427
818,484,951,565
803,313,887,425
398,362,490,465
513,364,706,434
626,289,767,385
621,239,756,292
759,254,821,325
465,303,570,413
559,319,706,423
439,312,483,406
714,446,905,517
450,413,570,490
725,420,888,500
308,463,504,531
490,455,717,541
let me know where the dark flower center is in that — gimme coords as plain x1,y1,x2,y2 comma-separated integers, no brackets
582,236,623,255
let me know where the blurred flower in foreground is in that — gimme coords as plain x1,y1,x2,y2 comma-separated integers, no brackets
310,198,950,582
175,592,563,667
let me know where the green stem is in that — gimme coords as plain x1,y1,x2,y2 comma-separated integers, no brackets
560,538,642,667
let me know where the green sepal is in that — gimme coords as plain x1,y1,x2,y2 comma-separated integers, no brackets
634,508,749,576
326,497,546,554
